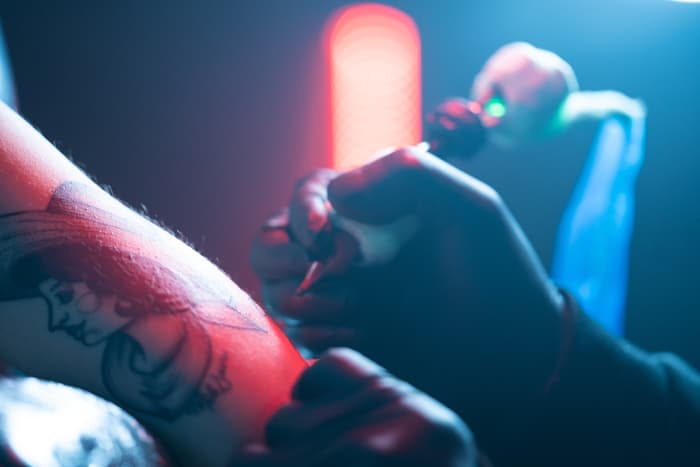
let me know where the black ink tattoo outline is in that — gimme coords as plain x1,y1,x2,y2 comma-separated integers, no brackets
0,182,266,421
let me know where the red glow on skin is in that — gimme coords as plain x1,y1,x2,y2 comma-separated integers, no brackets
325,4,422,170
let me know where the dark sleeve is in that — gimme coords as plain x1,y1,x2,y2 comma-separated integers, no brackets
533,301,700,466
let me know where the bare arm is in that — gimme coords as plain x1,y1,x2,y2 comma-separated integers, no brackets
0,101,307,466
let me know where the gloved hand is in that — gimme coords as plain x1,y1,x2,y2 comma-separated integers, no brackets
470,42,644,147
470,42,579,146
234,348,478,467
251,148,566,437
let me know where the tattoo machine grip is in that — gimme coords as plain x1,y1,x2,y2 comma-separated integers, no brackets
298,98,486,293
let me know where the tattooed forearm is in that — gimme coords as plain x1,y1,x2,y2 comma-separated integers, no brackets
0,182,264,421
0,101,306,465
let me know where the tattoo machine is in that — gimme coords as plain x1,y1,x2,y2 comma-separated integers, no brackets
296,97,487,294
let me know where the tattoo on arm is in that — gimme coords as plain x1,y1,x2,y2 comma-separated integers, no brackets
0,182,267,421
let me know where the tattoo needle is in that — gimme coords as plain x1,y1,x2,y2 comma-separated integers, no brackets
297,230,360,295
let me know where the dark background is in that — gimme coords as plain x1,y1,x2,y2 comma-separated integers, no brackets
1,0,699,364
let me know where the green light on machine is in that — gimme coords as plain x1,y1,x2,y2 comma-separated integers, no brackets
484,97,507,119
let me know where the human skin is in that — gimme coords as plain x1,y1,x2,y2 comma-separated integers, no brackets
0,101,307,466
470,42,643,147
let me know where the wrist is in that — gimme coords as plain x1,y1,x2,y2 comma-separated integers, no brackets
453,285,570,465
551,91,646,133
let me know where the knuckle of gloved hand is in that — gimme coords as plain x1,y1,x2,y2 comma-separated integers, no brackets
384,147,429,173
400,392,474,450
318,348,392,385
470,184,506,224
432,413,474,452
365,372,415,403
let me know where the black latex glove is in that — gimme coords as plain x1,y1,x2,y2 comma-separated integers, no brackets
251,148,567,453
233,348,477,467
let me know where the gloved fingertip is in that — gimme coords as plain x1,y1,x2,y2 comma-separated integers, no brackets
292,347,383,402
